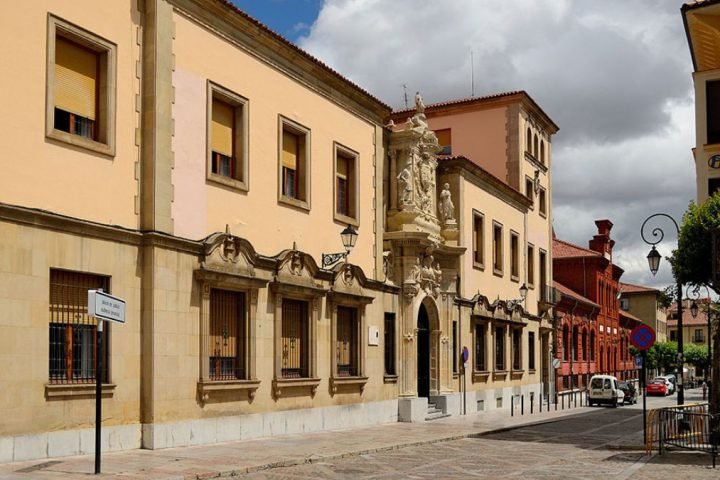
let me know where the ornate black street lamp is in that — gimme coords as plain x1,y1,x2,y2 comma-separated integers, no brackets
688,285,712,383
641,213,685,405
321,224,358,268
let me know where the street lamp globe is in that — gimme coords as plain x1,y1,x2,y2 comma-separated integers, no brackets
340,224,358,253
646,246,661,276
519,283,528,301
690,300,699,319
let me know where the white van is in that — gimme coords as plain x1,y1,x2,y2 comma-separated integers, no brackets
588,375,625,407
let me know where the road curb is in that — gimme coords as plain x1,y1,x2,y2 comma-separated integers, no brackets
214,416,579,478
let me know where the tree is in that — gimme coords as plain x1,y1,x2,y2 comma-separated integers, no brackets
671,194,720,415
683,343,709,378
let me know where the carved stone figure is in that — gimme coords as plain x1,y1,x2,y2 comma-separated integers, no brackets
438,183,454,224
289,251,303,276
415,91,425,114
397,164,412,206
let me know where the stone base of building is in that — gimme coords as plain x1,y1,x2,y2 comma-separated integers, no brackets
142,399,399,450
1,400,399,463
0,424,141,463
398,396,428,422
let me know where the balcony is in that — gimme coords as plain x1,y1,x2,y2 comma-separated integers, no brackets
539,284,559,313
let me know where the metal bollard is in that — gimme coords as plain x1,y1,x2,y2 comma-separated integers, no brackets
521,395,524,415
555,393,558,411
531,394,534,414
561,394,565,410
539,394,542,413
510,395,514,417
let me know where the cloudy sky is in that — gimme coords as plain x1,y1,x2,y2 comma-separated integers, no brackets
235,0,697,289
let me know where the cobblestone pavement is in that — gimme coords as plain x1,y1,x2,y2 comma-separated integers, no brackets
239,391,718,480
0,388,713,479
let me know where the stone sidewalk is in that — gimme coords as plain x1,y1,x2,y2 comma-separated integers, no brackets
0,397,594,479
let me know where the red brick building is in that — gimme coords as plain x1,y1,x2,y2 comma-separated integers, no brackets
553,220,638,392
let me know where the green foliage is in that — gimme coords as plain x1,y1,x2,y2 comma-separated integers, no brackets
671,195,720,294
646,341,678,374
684,343,709,371
658,286,674,309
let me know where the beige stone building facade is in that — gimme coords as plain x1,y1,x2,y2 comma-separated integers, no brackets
619,283,668,342
0,0,559,462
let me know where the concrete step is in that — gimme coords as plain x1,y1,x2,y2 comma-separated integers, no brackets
425,411,451,421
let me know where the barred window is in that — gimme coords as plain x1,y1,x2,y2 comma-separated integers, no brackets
528,331,536,370
512,329,522,370
336,306,358,377
209,289,246,380
475,323,486,371
495,326,505,370
49,269,109,384
281,299,309,378
384,313,396,376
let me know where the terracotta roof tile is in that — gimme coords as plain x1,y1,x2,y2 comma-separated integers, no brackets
213,0,390,111
554,281,600,308
553,239,601,259
619,310,643,324
667,299,713,326
620,282,660,294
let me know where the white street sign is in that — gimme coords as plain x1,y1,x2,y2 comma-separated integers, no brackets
88,290,126,324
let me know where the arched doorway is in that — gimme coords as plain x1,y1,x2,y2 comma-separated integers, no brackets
417,303,430,398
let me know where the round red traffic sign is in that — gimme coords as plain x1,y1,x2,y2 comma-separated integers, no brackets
630,324,656,351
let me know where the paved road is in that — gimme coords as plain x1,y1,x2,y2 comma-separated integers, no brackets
240,393,718,479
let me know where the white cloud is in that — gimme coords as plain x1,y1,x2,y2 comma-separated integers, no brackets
299,0,696,288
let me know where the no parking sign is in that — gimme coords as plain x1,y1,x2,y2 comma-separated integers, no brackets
630,324,656,351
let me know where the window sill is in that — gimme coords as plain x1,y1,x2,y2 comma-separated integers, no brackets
330,375,368,394
493,370,508,380
511,275,520,283
511,370,524,378
472,262,485,271
45,383,116,400
273,377,321,397
197,379,260,402
207,173,248,192
528,369,537,374
493,268,504,278
278,195,310,212
47,129,114,157
334,212,359,228
539,211,547,219
473,371,491,383
383,374,398,384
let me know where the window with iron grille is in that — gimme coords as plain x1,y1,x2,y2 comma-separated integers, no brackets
279,117,310,208
336,306,358,377
475,323,486,371
452,320,458,374
208,289,246,380
512,329,521,370
528,331,535,370
495,326,505,370
281,299,309,378
384,313,396,376
49,269,109,384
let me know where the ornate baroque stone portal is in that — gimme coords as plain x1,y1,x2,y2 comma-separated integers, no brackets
387,93,443,243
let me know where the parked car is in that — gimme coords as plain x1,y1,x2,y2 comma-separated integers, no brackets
646,379,667,396
654,375,675,395
618,381,638,405
588,374,625,407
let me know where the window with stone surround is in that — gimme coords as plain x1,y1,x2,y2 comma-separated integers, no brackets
49,269,109,384
384,313,396,377
207,82,249,190
472,210,485,268
334,143,358,224
528,331,536,370
336,306,358,376
539,187,547,217
510,231,519,280
474,322,487,371
493,221,503,275
527,244,535,288
512,328,522,371
279,116,311,210
208,289,247,380
494,325,505,371
46,15,116,156
281,298,309,378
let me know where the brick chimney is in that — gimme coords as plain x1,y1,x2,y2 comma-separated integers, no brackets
589,219,615,258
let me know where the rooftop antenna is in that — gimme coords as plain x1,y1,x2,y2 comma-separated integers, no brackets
470,49,475,97
402,84,409,109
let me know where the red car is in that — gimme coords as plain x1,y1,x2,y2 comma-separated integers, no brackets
646,380,667,396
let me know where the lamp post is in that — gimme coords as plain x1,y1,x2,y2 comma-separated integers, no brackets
688,285,712,383
641,213,684,405
507,283,529,309
321,225,358,269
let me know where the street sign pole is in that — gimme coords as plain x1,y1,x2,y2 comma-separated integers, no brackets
642,350,647,445
95,319,103,475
